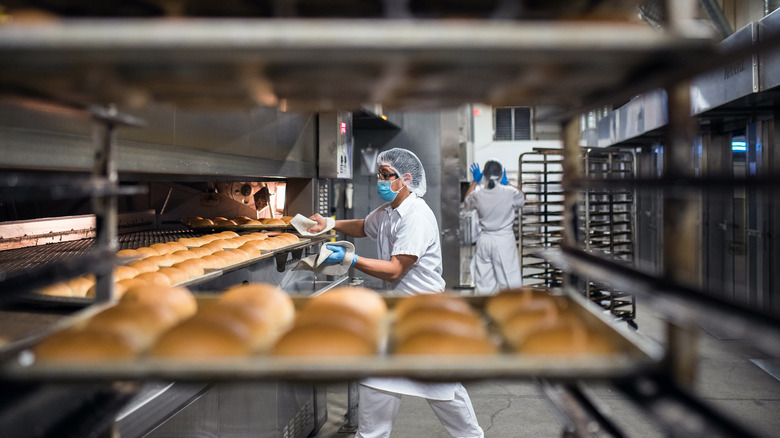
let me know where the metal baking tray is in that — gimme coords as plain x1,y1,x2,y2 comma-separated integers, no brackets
0,291,665,383
20,269,224,309
10,231,316,308
257,238,312,254
188,224,295,232
216,253,274,272
12,295,96,310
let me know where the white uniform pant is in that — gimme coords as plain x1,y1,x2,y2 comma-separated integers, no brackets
471,231,522,295
355,383,483,438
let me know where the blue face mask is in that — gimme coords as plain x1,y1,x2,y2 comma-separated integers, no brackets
377,180,401,202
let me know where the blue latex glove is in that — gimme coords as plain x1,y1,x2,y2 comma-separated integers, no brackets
470,163,483,183
324,244,358,266
500,169,509,185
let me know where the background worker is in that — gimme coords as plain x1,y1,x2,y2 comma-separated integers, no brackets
465,160,525,295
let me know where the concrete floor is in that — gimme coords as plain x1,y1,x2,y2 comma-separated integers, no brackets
311,301,780,438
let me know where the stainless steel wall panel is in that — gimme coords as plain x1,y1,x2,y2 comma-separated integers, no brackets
119,103,177,148
0,100,317,179
758,7,780,91
145,385,220,438
0,127,96,171
276,382,316,438
318,111,354,179
217,383,279,438
116,383,209,438
633,146,664,276
351,110,446,291
691,23,758,116
166,109,253,155
439,108,462,287
275,112,318,166
597,89,668,147
121,382,316,438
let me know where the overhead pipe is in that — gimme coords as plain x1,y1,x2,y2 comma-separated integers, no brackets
699,0,733,39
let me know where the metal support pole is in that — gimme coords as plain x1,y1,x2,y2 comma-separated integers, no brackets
562,117,582,249
339,382,359,433
562,117,583,294
664,81,700,388
92,106,119,303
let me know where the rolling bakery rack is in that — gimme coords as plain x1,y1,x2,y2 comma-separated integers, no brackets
519,149,565,288
2,1,780,437
580,148,637,326
519,148,638,326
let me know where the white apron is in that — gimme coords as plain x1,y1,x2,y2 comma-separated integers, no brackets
464,184,525,295
471,228,522,295
361,377,456,400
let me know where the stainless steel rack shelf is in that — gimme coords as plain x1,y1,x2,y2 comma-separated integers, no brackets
0,19,716,114
542,247,780,356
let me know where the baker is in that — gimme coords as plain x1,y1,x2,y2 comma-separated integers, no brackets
308,147,483,438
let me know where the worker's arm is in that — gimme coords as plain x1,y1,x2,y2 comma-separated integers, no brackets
464,181,479,198
334,219,367,238
354,254,417,283
307,213,366,237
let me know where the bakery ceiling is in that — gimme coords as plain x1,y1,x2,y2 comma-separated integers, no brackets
0,1,716,118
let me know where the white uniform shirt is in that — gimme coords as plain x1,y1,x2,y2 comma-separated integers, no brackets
363,193,446,295
464,184,525,235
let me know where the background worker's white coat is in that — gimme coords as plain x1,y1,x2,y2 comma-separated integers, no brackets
464,184,525,295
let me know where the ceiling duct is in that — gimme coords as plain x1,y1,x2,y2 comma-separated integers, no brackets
637,0,733,39
699,0,733,39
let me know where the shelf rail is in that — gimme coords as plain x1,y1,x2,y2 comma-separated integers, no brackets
540,246,780,356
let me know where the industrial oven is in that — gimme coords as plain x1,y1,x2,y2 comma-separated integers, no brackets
0,97,355,437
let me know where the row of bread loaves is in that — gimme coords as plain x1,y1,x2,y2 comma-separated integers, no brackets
34,284,199,361
391,293,496,355
149,283,296,358
34,282,297,362
272,286,387,357
486,287,615,355
38,231,298,298
187,215,294,227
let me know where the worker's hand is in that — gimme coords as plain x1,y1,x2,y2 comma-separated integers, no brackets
500,169,509,185
470,163,483,183
307,213,328,233
324,244,358,266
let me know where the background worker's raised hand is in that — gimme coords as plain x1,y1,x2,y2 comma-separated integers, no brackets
470,163,483,183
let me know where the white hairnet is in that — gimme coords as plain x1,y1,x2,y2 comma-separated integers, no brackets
377,148,427,197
